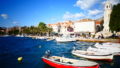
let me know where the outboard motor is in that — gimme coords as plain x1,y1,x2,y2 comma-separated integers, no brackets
45,50,51,58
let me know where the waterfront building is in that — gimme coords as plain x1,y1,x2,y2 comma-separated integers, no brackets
74,19,96,34
95,19,103,32
0,27,6,35
47,19,102,35
47,24,59,33
47,21,74,34
59,21,74,34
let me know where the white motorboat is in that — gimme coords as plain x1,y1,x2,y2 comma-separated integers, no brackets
87,46,120,55
56,34,76,42
102,42,120,46
94,43,120,48
16,34,24,37
42,56,99,68
90,43,120,55
72,50,113,61
46,38,54,41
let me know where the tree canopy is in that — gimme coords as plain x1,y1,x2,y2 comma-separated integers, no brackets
0,22,53,36
38,22,47,33
109,3,120,32
38,22,53,36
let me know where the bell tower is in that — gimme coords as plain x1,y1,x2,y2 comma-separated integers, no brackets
103,0,112,32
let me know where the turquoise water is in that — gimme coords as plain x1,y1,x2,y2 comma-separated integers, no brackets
0,36,120,68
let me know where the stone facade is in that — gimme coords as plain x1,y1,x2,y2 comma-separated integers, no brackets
74,19,96,33
103,1,112,32
47,21,74,34
47,19,100,35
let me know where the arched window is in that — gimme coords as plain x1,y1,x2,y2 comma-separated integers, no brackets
106,5,108,8
67,26,74,32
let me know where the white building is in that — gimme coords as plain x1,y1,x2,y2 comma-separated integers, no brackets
47,24,59,33
103,0,112,32
48,19,98,35
74,19,96,33
59,21,74,34
47,21,74,34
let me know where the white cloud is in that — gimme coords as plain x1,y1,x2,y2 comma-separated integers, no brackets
102,0,120,5
74,0,99,9
1,14,8,19
62,0,119,21
88,9,102,16
102,1,106,5
12,21,18,24
63,12,84,19
109,0,120,5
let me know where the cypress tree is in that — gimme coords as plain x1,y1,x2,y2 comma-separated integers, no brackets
109,4,120,32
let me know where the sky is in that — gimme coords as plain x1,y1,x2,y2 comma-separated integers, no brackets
0,0,120,27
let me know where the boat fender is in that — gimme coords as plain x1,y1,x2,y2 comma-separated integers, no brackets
17,57,23,62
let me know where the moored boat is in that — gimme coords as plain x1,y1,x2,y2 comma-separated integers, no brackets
42,56,99,68
72,50,113,62
46,38,54,41
94,43,120,48
56,34,76,42
87,46,120,55
56,37,76,42
88,42,120,55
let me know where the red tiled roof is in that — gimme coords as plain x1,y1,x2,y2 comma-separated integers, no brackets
95,21,103,25
76,19,94,22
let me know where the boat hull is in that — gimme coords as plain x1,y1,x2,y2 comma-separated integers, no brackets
72,51,113,62
42,58,99,68
56,37,76,42
87,46,120,56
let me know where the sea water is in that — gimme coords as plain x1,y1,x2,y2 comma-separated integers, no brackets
0,36,120,68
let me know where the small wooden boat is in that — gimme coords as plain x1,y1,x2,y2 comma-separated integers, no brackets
42,56,99,68
72,50,113,62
